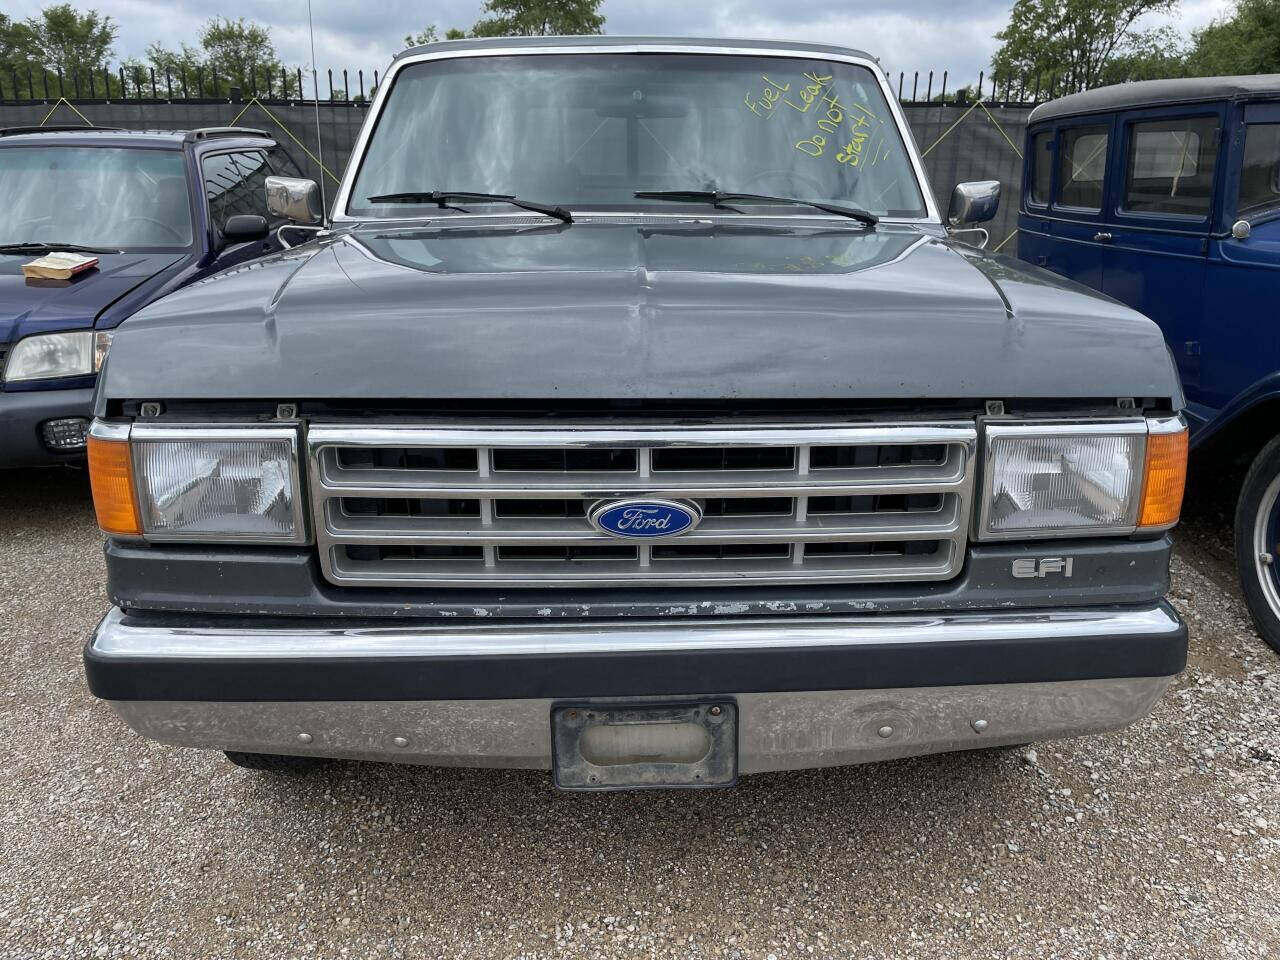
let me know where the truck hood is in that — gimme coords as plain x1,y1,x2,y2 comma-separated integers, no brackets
0,251,183,344
101,221,1180,402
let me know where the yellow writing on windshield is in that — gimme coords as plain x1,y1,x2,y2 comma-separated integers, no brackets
744,72,832,118
785,72,833,112
743,75,792,118
822,107,891,167
835,111,873,166
745,73,895,169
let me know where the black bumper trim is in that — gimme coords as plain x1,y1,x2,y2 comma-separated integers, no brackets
0,387,95,467
85,605,1188,703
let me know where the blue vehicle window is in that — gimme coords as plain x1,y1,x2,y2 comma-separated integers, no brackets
348,53,928,219
1238,123,1280,215
0,146,192,249
1029,131,1052,205
1057,126,1108,210
203,151,270,233
268,146,305,180
1124,117,1217,216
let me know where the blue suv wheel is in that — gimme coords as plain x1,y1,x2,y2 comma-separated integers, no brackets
1236,434,1280,654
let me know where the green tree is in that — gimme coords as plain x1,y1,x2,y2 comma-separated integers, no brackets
148,17,297,97
202,17,287,95
931,83,982,103
143,41,202,86
0,14,32,61
468,0,605,37
0,5,120,98
0,15,37,96
1185,0,1280,75
1098,24,1188,84
404,24,466,47
25,3,116,78
992,0,1180,93
405,25,439,46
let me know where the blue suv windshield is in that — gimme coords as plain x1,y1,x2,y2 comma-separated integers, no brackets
0,146,193,250
348,53,927,220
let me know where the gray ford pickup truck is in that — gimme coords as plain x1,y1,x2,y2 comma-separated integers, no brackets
83,37,1190,790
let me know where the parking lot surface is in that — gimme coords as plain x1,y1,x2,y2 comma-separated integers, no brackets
2,465,1277,960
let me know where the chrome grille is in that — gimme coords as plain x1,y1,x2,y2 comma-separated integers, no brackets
308,423,978,588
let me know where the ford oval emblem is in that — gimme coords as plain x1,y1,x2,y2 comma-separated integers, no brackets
589,498,702,539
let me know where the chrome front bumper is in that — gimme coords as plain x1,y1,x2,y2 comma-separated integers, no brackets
107,678,1171,774
86,604,1186,774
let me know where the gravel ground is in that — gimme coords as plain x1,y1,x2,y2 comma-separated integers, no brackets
1,463,1277,960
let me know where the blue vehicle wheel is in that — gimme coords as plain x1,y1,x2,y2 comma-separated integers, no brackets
1235,434,1280,654
1255,475,1280,620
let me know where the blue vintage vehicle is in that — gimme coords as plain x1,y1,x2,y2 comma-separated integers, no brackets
1019,75,1280,652
0,125,303,467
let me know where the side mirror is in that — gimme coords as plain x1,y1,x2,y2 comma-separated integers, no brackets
221,214,269,246
947,180,1001,227
265,175,323,224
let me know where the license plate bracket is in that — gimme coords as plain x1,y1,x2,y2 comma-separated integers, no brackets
551,701,737,791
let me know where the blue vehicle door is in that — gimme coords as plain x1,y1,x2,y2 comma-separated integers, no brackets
1200,100,1280,414
1101,105,1224,395
1018,116,1114,291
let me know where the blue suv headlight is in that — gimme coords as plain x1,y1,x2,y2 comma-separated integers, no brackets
4,330,112,382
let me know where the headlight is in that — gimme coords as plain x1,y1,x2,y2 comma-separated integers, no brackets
86,423,306,543
4,330,112,382
979,418,1187,539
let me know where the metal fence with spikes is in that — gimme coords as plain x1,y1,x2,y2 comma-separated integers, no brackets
891,68,1070,107
0,63,1066,108
0,64,385,104
0,67,1038,246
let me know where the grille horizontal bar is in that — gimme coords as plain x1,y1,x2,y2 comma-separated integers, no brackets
315,472,966,499
327,542,960,587
308,422,977,588
323,498,963,545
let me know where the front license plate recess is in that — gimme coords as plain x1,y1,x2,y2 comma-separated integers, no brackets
551,701,737,790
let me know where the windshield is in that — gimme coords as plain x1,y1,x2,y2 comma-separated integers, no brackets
0,146,193,249
348,53,928,219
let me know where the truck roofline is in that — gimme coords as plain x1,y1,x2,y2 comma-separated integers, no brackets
395,34,878,63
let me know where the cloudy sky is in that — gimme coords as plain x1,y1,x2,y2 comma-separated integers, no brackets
6,0,1235,84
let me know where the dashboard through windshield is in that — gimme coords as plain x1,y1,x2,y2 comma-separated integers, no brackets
347,53,929,220
0,146,193,250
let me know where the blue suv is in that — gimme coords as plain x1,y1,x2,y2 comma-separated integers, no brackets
1018,75,1280,651
0,125,304,467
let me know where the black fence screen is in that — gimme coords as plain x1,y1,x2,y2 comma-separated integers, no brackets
903,102,1031,250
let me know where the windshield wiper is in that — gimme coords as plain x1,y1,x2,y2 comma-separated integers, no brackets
0,241,123,255
634,191,878,227
366,191,573,224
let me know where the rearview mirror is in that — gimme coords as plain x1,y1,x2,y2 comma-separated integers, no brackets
593,90,690,118
221,214,269,246
947,180,1001,227
265,176,323,224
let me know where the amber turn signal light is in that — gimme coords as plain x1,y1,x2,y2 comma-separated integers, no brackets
87,433,141,536
1137,426,1188,529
